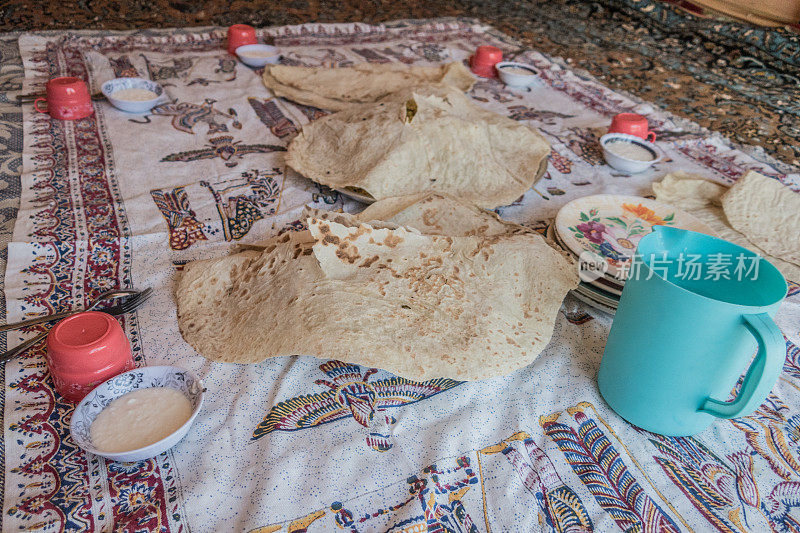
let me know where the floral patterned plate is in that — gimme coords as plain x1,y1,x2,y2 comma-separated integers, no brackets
554,194,715,280
549,222,624,294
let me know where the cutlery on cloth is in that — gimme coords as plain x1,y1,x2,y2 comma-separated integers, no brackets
0,288,153,362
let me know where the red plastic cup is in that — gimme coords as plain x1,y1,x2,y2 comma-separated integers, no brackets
33,77,94,121
470,45,503,78
227,24,258,55
608,113,656,142
46,311,135,402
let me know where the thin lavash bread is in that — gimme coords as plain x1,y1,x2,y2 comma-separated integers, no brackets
261,61,475,111
177,195,578,381
720,170,800,268
286,85,550,209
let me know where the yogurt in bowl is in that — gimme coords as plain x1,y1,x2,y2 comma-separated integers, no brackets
101,77,166,114
70,366,204,462
495,61,540,88
600,133,662,174
236,44,281,68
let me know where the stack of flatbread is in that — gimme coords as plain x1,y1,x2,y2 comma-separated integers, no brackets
286,85,550,208
177,194,578,381
262,61,475,111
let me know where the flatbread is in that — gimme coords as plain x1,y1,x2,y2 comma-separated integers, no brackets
286,85,551,208
653,171,800,282
357,192,528,236
177,197,578,381
652,171,727,209
721,171,800,266
262,62,475,111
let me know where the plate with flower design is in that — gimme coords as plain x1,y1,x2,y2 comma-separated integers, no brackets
554,194,715,280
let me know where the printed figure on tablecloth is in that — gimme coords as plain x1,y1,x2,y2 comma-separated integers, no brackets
674,139,789,186
330,458,479,532
250,456,478,532
161,136,286,168
109,55,140,78
352,48,392,63
508,106,575,126
200,169,283,241
480,431,593,532
641,429,773,531
541,402,682,532
292,102,329,122
248,97,298,139
188,57,238,86
375,47,415,64
548,148,573,174
142,55,196,83
403,42,451,62
253,360,461,451
280,48,353,68
150,186,208,251
471,79,519,104
549,127,605,167
131,98,242,135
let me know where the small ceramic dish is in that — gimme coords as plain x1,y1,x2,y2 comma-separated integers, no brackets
495,61,540,88
600,133,661,173
70,365,204,462
101,77,166,114
235,44,281,67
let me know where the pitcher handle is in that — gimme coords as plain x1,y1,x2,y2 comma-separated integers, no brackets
700,313,784,419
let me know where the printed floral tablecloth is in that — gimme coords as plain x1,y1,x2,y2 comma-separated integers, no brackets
3,18,800,532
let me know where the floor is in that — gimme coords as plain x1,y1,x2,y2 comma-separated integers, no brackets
1,0,799,166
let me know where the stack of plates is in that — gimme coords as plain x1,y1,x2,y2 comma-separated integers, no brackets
551,194,716,314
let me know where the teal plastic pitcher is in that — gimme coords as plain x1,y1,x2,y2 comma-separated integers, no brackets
598,226,788,436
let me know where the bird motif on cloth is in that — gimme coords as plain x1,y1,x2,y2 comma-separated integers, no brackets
508,106,576,125
109,55,140,78
132,98,242,135
141,55,195,83
248,97,298,139
200,169,282,241
252,360,461,451
161,136,286,168
150,186,208,251
480,431,593,533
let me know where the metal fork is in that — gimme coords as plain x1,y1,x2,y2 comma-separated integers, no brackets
0,288,153,363
0,289,138,333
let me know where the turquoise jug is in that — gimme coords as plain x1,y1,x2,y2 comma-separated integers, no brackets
598,226,788,436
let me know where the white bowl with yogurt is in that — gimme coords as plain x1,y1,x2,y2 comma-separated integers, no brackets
235,44,281,67
101,77,166,114
495,61,540,88
70,366,204,462
600,133,662,174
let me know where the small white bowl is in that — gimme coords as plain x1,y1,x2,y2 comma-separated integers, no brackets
600,133,662,174
495,61,540,88
101,77,166,114
70,365,204,462
235,44,281,68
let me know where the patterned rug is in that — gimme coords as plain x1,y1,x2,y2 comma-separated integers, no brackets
1,0,800,165
1,18,799,532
